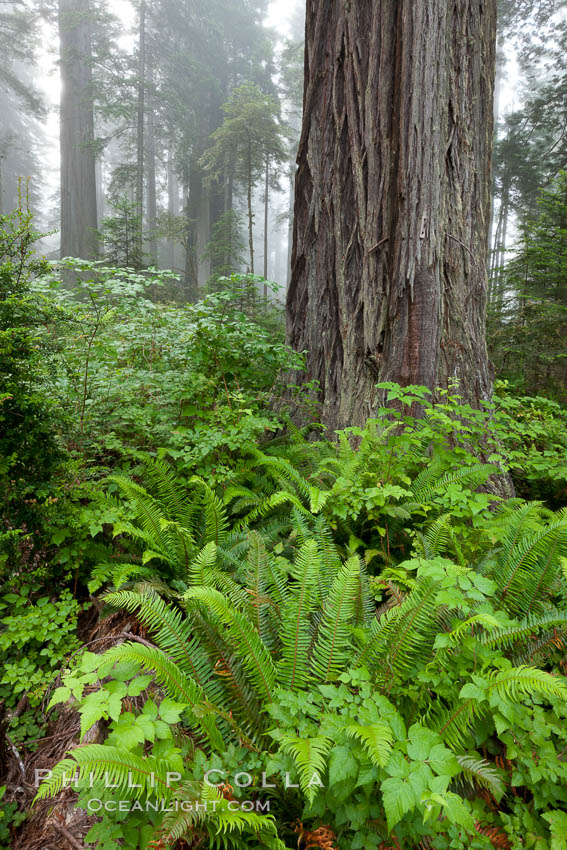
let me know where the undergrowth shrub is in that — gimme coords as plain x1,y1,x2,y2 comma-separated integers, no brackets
36,457,567,849
0,206,61,533
35,265,305,483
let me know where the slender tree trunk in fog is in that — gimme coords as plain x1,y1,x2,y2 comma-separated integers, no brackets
488,33,505,275
288,0,497,431
95,157,104,228
135,0,146,265
59,0,98,259
264,155,269,296
287,164,294,290
247,138,254,275
196,190,210,287
146,66,158,266
184,169,199,301
223,161,234,272
167,151,177,269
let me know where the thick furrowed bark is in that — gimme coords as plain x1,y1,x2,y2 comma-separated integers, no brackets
287,0,497,431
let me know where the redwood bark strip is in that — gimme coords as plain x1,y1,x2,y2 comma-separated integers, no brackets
288,0,497,430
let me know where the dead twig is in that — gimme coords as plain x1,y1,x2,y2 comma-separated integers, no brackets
54,823,86,850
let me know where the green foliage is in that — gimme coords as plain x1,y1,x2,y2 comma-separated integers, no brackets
0,206,60,526
201,83,288,192
0,586,83,751
36,467,567,848
99,196,144,268
490,172,567,401
202,210,246,285
34,264,302,482
2,240,566,850
490,385,567,506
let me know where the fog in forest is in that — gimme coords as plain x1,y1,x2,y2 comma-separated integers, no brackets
2,0,566,313
3,2,567,848
1,0,305,298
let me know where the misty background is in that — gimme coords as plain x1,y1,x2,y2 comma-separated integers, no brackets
1,0,566,299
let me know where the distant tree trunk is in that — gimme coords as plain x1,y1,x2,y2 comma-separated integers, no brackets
263,155,269,296
223,160,234,272
135,0,146,266
95,156,104,228
196,189,211,287
223,159,233,214
274,222,283,289
247,138,254,275
59,0,98,259
490,168,510,313
287,163,294,289
167,150,177,269
488,34,505,273
288,0,497,430
146,64,157,266
184,167,199,301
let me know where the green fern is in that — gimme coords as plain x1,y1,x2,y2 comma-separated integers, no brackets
34,745,175,802
310,556,361,682
104,590,223,705
280,735,332,803
346,723,393,768
453,755,505,799
184,586,277,703
277,540,319,690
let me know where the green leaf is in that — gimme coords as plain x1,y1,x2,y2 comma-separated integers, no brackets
48,686,71,710
406,725,440,761
543,811,567,850
346,723,393,768
328,745,358,787
158,698,185,724
381,776,417,831
127,675,153,696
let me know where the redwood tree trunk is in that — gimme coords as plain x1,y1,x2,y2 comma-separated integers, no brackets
247,138,254,275
264,155,269,296
167,150,178,269
146,63,158,266
287,0,497,430
135,0,146,267
59,0,98,259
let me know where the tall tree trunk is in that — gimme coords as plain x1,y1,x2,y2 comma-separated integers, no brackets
135,0,146,266
488,33,505,273
223,161,234,272
146,63,157,266
167,150,177,269
287,162,294,290
287,0,497,431
184,165,199,301
59,0,98,259
274,220,283,290
95,156,104,228
263,155,269,297
247,138,254,275
196,189,211,287
490,168,510,314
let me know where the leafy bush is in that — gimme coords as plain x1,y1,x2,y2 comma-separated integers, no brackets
37,460,567,848
0,586,83,748
35,265,304,482
0,206,60,528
